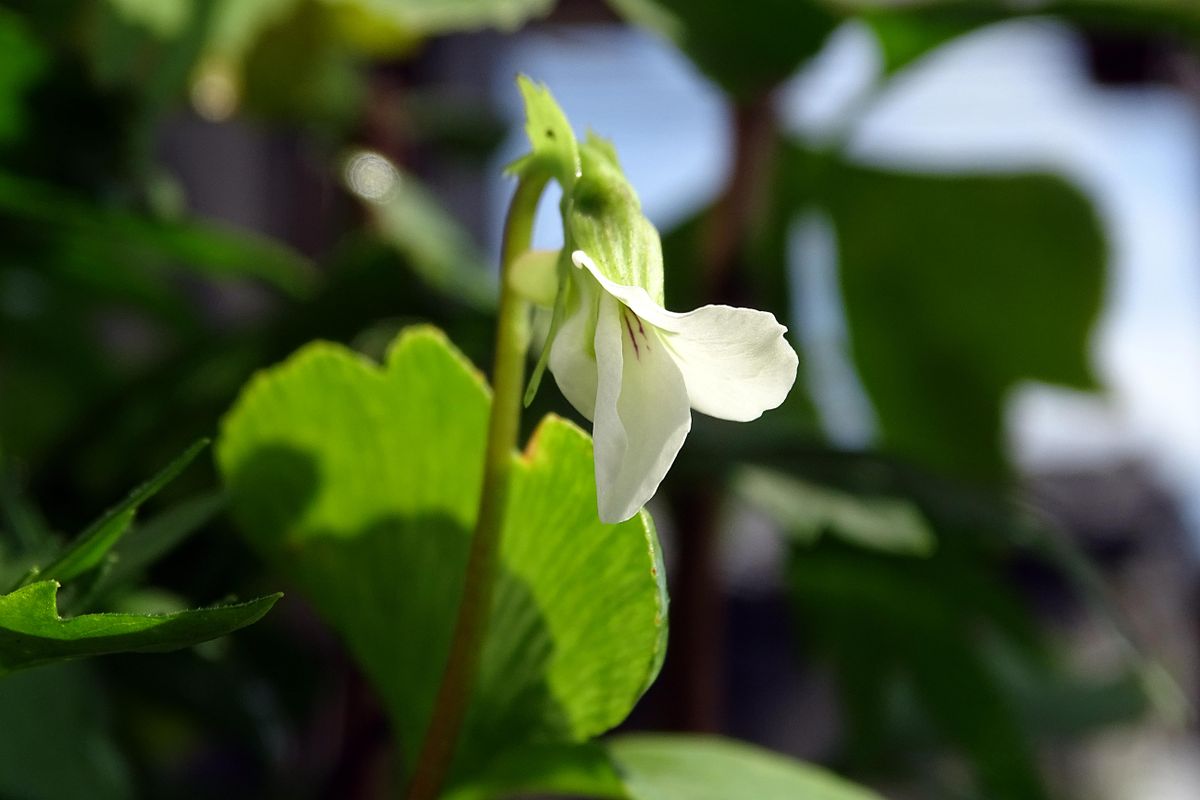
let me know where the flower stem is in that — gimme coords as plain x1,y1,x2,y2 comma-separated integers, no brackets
404,171,548,800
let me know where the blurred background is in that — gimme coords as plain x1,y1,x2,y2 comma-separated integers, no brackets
1,0,1199,798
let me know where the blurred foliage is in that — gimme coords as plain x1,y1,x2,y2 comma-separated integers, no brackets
812,154,1105,479
0,0,1187,797
736,467,935,556
0,663,134,799
787,524,1150,800
642,6,1150,792
352,154,497,310
606,0,838,99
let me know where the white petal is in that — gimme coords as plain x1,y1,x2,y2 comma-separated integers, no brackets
549,267,601,420
572,250,672,325
659,305,798,421
573,250,798,422
592,291,691,523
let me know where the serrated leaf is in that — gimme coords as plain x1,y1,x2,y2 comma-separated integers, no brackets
0,581,280,675
29,440,209,588
216,326,668,784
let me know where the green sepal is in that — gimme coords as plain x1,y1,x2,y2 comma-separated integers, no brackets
510,75,580,189
567,139,665,303
523,247,572,407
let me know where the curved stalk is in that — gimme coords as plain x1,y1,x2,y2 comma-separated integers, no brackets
404,171,548,800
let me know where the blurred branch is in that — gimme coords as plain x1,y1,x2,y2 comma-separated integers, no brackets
664,90,779,734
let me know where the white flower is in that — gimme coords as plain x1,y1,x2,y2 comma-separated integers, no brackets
549,250,799,523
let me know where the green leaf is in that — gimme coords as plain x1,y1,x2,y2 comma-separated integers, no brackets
216,326,668,784
844,0,1200,41
861,8,988,76
451,736,885,800
606,0,838,98
607,735,884,800
809,152,1106,478
736,467,935,556
446,741,627,800
30,440,209,587
853,0,1200,79
0,580,280,676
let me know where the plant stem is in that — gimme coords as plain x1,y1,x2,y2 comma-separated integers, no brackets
404,171,547,800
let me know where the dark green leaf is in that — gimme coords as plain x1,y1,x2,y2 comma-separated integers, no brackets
853,0,1200,79
0,580,280,675
607,0,838,97
806,150,1106,478
861,8,989,75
